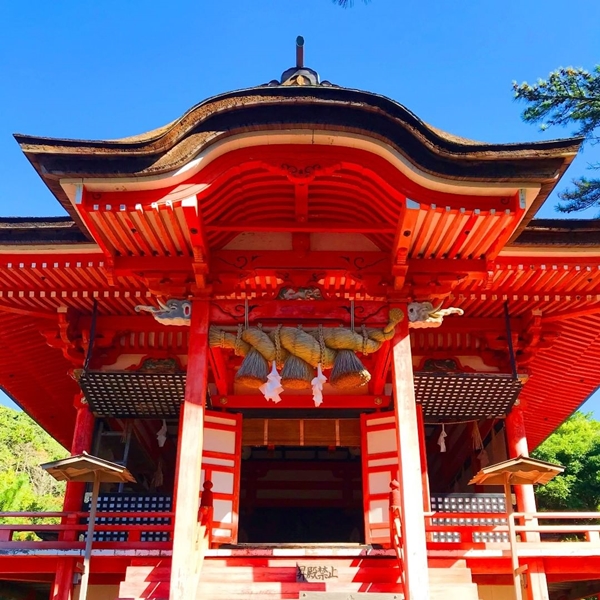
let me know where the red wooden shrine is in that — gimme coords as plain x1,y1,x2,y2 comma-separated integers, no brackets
2,42,600,600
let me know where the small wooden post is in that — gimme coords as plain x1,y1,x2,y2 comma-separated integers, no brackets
53,398,95,600
170,299,210,600
391,315,430,600
79,473,100,600
504,472,522,600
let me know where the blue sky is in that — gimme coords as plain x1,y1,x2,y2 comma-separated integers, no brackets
0,0,599,413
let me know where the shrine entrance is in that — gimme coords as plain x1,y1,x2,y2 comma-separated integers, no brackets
238,417,364,544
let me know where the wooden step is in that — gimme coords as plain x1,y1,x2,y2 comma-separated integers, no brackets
118,554,478,600
429,583,480,600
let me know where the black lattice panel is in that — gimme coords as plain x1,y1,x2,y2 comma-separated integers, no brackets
430,493,508,543
80,371,186,418
83,493,172,542
414,373,521,418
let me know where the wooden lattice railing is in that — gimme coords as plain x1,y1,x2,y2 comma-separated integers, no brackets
0,510,174,549
2,507,600,557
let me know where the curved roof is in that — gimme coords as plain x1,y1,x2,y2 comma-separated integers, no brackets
15,79,583,237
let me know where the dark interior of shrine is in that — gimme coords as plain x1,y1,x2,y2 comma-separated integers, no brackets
238,445,364,544
89,415,507,527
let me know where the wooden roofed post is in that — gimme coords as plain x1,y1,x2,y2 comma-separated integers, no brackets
170,299,210,600
505,402,539,522
505,401,549,600
52,395,95,600
391,308,430,600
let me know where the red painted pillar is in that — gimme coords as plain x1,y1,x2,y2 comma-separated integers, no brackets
391,314,430,600
63,397,96,513
506,400,549,600
52,396,95,600
505,401,537,514
170,299,210,600
416,403,430,512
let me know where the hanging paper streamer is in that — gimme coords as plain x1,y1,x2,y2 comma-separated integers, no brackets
472,421,483,450
156,420,168,447
437,424,447,453
311,363,327,407
259,360,283,404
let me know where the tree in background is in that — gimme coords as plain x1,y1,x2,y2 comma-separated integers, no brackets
0,406,67,519
532,411,600,511
513,66,600,214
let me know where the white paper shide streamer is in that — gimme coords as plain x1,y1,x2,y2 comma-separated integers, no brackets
311,363,327,407
437,424,447,453
156,420,168,447
259,361,284,404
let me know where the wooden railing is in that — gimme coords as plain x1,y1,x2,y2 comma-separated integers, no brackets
424,510,600,549
0,510,174,550
510,511,600,544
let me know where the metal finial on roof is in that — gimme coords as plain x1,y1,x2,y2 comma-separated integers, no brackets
265,36,334,88
296,36,304,68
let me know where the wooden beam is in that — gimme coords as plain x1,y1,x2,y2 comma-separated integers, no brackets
170,299,209,600
214,394,391,410
210,299,391,326
391,316,430,599
182,196,209,289
212,250,389,273
79,300,391,330
207,220,397,234
112,255,193,275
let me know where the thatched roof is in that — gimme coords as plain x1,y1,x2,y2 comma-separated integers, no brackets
14,84,582,235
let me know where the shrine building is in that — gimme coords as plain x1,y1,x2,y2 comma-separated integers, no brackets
2,39,600,600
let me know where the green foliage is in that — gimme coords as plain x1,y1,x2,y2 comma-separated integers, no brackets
532,412,600,511
0,406,68,518
513,66,600,214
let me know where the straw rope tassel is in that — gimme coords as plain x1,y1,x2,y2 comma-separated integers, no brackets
235,323,269,388
281,325,315,389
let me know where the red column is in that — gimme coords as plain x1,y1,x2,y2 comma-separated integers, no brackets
52,560,77,600
505,401,536,514
63,397,95,513
170,299,209,600
52,396,95,600
391,314,430,600
416,404,430,512
505,400,549,600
